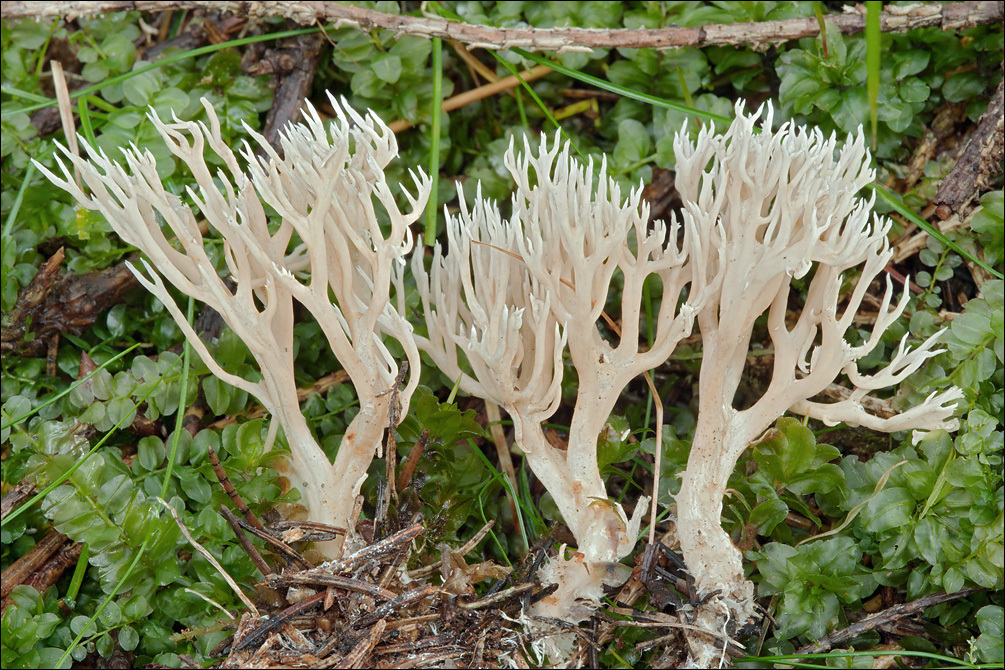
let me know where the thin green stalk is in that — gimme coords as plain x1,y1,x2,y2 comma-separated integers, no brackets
446,373,463,404
493,57,562,130
517,462,545,536
84,94,118,114
870,183,1002,279
2,162,36,239
62,543,89,607
813,2,829,59
740,649,980,668
161,297,195,498
866,1,882,150
425,36,443,246
467,438,530,554
514,87,529,128
511,47,730,126
676,67,695,108
57,540,150,667
34,21,58,78
1,85,52,104
77,97,97,148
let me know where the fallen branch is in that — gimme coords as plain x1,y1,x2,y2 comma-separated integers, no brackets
2,1,1000,52
795,588,980,655
934,76,1005,219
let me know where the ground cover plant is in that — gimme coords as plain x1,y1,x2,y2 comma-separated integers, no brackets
1,1,1002,668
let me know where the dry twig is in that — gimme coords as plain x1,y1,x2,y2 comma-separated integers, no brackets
796,588,979,654
3,1,1000,52
934,76,1005,218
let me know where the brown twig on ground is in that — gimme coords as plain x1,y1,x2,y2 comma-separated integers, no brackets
0,248,140,364
395,428,429,493
211,519,531,668
4,2,1001,51
0,540,83,616
903,103,967,191
207,445,268,532
0,481,37,521
232,591,326,653
0,530,70,601
795,588,980,655
387,64,553,133
219,507,274,577
382,361,410,505
234,517,315,571
258,31,325,153
158,497,261,616
449,39,498,84
935,76,1005,219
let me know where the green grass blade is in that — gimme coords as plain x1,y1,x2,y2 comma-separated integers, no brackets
2,162,36,239
1,85,52,104
425,36,444,246
62,543,89,607
492,55,562,134
57,539,150,668
77,96,98,148
161,297,195,498
870,183,1003,279
467,438,530,555
866,1,881,150
741,649,979,668
511,47,731,126
515,87,529,128
813,2,829,59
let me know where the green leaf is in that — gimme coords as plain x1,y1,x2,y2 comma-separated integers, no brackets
235,419,267,469
613,118,652,167
753,418,831,492
749,498,789,535
121,72,159,107
830,86,869,132
136,436,165,472
118,625,139,652
778,588,840,639
350,70,382,98
861,486,915,533
202,49,242,86
389,36,431,70
596,416,637,470
898,78,930,103
943,72,984,102
913,516,948,565
372,54,403,83
974,605,1005,664
893,51,930,79
202,376,232,416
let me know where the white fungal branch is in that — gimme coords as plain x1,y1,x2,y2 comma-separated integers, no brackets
410,134,707,633
37,94,429,552
672,101,962,666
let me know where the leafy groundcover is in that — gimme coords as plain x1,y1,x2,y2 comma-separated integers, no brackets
2,2,1002,668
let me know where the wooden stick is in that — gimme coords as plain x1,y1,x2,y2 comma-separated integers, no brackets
4,2,1000,52
388,65,552,133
